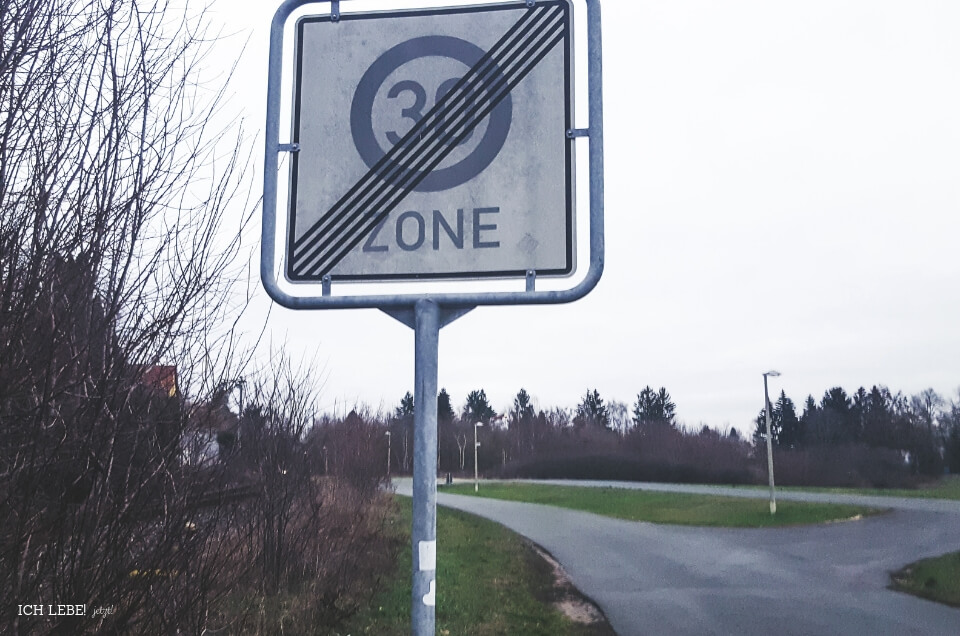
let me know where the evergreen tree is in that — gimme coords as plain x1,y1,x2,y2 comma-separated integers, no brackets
655,388,677,425
512,388,535,423
575,388,609,427
632,386,676,428
861,385,897,448
820,386,855,444
776,391,803,448
944,399,960,474
851,387,868,442
755,391,802,448
798,394,823,445
510,388,537,458
801,395,818,421
394,391,415,419
753,407,781,447
632,386,658,427
437,388,455,422
462,389,496,423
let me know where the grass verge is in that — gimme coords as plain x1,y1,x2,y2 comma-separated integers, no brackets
339,496,613,636
442,482,882,527
891,551,960,608
742,475,960,500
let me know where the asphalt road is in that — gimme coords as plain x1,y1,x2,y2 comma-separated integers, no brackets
394,479,960,636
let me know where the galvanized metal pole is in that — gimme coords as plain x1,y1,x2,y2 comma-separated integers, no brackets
764,374,777,515
412,299,440,635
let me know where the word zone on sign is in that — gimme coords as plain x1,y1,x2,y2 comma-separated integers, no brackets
362,207,503,253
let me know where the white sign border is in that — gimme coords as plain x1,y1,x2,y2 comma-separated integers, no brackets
261,0,604,310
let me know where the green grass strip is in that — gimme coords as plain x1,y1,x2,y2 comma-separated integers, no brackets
891,551,960,608
442,483,882,527
340,497,610,636
755,475,960,500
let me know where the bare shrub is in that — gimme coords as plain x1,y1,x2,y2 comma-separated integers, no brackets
1,1,408,632
767,444,917,489
501,422,756,485
309,409,391,496
0,0,261,632
217,391,400,634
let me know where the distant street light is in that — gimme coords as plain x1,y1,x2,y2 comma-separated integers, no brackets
386,431,392,478
763,370,781,515
234,377,246,450
474,421,483,492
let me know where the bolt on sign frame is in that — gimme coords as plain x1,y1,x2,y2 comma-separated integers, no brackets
262,1,602,633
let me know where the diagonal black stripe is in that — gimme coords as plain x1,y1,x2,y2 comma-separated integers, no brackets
292,6,550,255
291,3,568,278
305,26,568,277
293,10,565,273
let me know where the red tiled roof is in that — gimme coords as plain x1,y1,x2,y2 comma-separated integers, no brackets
141,365,177,397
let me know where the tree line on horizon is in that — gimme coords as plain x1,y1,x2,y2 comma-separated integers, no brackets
382,383,960,481
393,385,681,432
753,385,960,476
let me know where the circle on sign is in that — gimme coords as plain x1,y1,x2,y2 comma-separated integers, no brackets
350,35,512,193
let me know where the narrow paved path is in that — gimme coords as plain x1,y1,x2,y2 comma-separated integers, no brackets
394,479,960,636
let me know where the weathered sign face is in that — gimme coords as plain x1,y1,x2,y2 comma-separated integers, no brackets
288,0,574,282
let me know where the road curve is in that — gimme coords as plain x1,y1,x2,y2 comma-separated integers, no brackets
394,479,960,636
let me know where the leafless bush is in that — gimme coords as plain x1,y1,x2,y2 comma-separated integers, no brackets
502,423,756,485
221,481,399,635
1,3,433,631
309,409,391,495
1,0,254,633
216,386,399,635
767,444,917,489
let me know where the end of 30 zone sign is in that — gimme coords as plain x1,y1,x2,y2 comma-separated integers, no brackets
287,1,575,283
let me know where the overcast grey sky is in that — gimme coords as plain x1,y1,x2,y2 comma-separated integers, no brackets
217,0,960,432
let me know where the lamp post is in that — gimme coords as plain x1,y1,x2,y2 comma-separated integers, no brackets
474,421,483,492
322,444,328,475
234,377,245,451
763,370,781,515
386,431,392,477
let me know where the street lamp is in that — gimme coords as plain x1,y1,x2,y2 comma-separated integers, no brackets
385,431,392,478
234,377,245,451
474,421,483,492
763,370,781,515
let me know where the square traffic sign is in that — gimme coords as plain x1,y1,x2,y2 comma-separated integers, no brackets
288,0,575,282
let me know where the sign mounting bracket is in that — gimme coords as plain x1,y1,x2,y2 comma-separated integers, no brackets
380,305,475,330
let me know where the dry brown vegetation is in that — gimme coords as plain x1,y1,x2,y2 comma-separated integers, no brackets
1,1,400,632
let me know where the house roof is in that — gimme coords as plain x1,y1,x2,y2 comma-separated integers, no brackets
141,365,177,397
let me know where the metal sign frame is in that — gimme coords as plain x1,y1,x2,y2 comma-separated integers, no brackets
262,0,603,311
